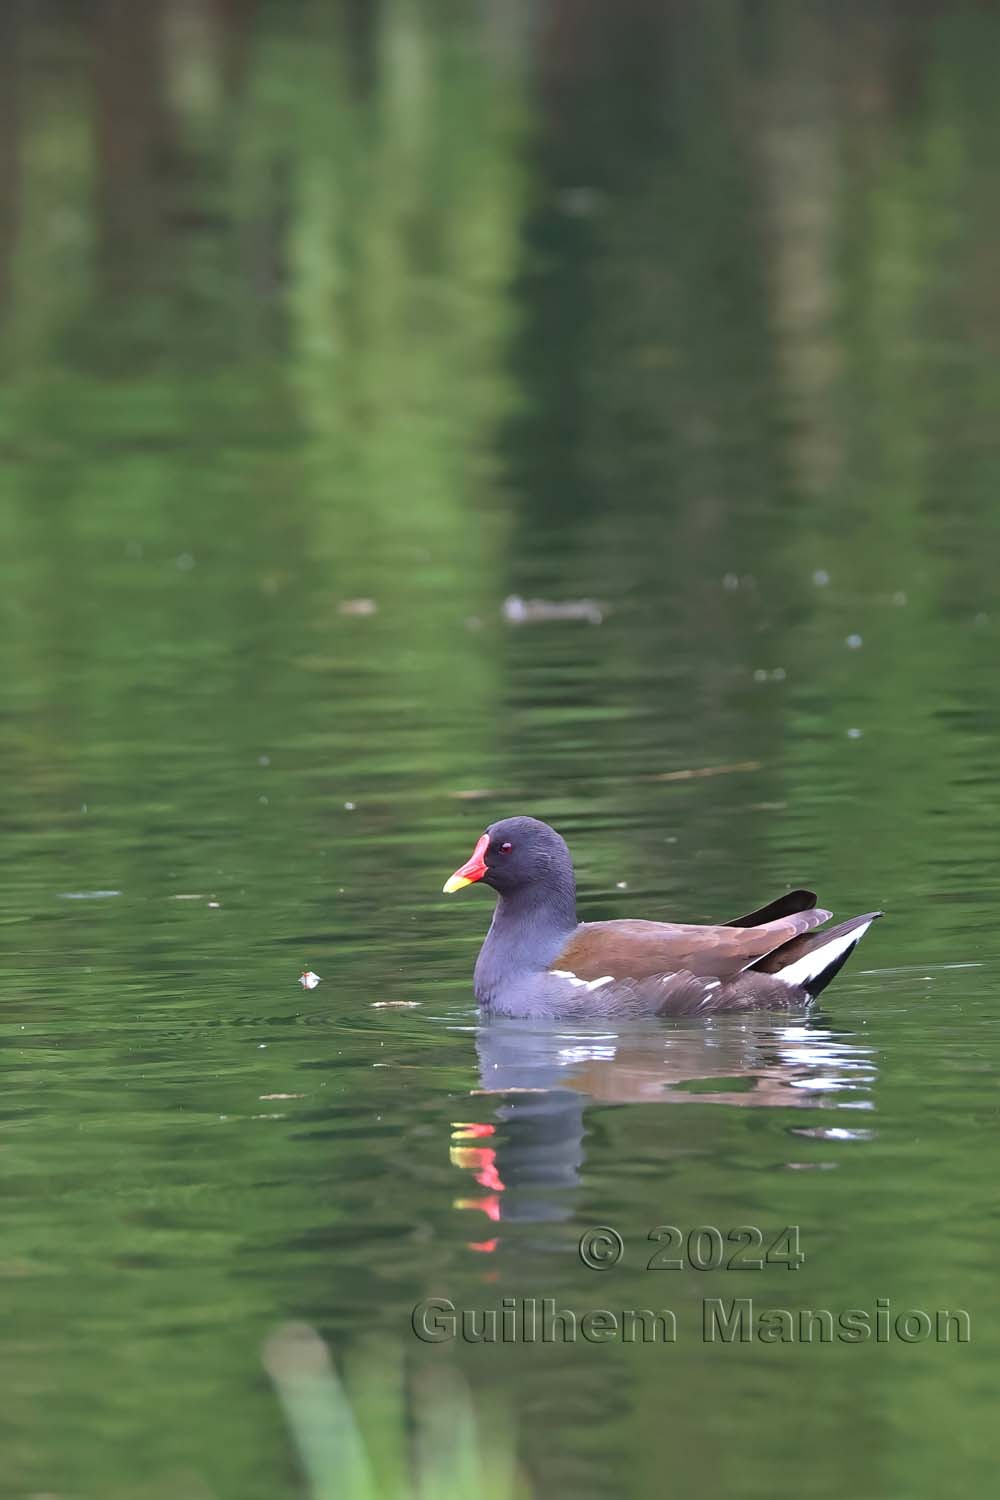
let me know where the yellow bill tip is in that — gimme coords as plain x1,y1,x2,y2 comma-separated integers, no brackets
443,874,473,894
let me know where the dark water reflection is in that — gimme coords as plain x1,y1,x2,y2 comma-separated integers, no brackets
2,2,1000,1497
459,1013,878,1228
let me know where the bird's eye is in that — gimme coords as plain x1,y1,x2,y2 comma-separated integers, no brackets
499,841,513,854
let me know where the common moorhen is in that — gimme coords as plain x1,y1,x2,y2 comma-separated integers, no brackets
444,816,881,1018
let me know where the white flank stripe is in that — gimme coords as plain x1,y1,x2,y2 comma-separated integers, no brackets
552,970,615,991
777,921,874,987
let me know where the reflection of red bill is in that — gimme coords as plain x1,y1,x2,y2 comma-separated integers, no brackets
452,1120,504,1228
455,1194,502,1222
475,1158,504,1193
450,1146,504,1188
468,1239,499,1255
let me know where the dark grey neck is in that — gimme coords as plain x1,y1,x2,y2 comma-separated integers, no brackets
473,877,578,1005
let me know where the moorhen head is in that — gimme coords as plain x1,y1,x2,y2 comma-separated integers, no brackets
444,815,574,903
444,815,881,1019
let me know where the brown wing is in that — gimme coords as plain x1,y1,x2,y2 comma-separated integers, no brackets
554,910,832,984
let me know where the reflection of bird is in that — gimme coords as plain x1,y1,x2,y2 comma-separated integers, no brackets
448,1015,877,1233
444,816,881,1018
474,1013,876,1109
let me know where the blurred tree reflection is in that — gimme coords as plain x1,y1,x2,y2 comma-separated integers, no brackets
2,0,1000,906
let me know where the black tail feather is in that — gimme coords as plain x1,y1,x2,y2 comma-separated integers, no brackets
728,889,818,928
751,911,883,998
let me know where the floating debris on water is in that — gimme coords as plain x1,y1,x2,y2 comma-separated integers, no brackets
207,900,221,908
846,633,863,649
846,728,863,739
616,882,628,890
338,597,377,616
722,573,740,590
260,1093,305,1101
299,970,322,990
648,761,761,782
343,801,355,811
502,594,605,626
170,893,204,900
59,890,121,900
448,788,499,801
812,569,831,587
371,1001,421,1008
